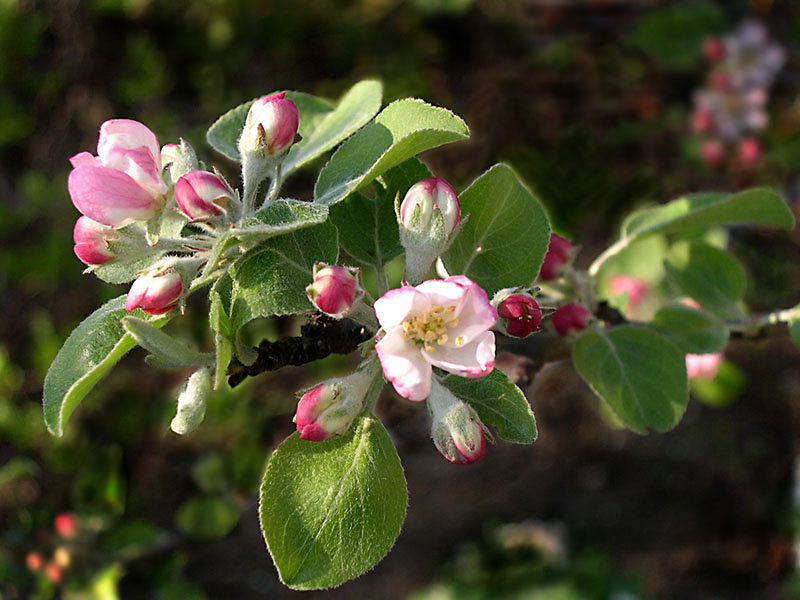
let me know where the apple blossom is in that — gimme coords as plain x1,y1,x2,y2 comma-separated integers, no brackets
551,303,589,336
239,92,299,157
68,119,168,227
125,267,183,315
73,216,119,265
427,379,485,465
374,275,496,402
295,368,373,441
538,233,572,281
305,263,360,318
174,169,237,220
686,353,722,380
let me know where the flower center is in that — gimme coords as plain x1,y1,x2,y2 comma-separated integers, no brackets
402,304,461,351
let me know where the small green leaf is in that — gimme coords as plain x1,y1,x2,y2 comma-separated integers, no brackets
439,369,537,444
175,494,240,540
233,199,329,247
664,241,745,318
260,415,407,590
589,188,795,276
282,80,383,176
329,158,432,267
572,325,688,433
650,305,729,355
207,91,334,162
122,317,214,369
42,297,168,437
442,164,550,296
229,220,338,360
314,98,469,206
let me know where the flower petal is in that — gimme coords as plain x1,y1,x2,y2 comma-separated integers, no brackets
98,119,161,169
374,285,430,330
68,165,161,227
375,326,432,401
414,277,465,307
102,147,167,196
423,331,495,378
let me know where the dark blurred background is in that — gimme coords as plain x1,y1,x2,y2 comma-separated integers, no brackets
2,0,800,598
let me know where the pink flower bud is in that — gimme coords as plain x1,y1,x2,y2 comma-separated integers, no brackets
73,216,119,265
400,177,460,236
497,294,542,338
295,369,372,441
68,119,167,227
54,513,76,539
607,275,649,314
737,137,761,167
305,263,359,318
702,37,724,63
685,353,722,380
700,139,724,168
538,233,572,281
428,380,485,465
26,552,43,572
551,303,589,336
690,108,713,134
239,92,299,156
125,268,182,315
174,169,235,219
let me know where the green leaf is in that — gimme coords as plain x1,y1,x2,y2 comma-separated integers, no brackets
439,369,537,444
282,80,383,176
789,309,800,351
42,297,168,437
314,98,469,206
589,188,795,276
664,241,745,318
329,158,432,267
122,317,214,368
209,275,233,389
572,325,688,433
649,305,729,355
442,164,550,296
260,415,407,590
175,494,240,540
0,457,39,489
229,220,338,360
233,198,329,247
207,91,334,162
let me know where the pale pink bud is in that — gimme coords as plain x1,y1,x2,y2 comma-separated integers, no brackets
428,381,485,465
690,109,713,134
239,92,299,156
54,513,76,539
685,353,722,380
305,263,359,318
125,268,182,315
608,275,649,314
400,177,460,236
700,139,724,168
497,294,542,338
174,169,235,219
73,216,119,265
737,137,761,166
538,233,572,281
295,384,338,441
702,37,724,63
551,303,589,336
295,369,372,441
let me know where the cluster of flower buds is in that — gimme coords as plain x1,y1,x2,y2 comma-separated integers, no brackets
492,287,542,338
397,177,462,284
691,19,785,168
25,513,79,585
427,379,487,464
294,367,374,441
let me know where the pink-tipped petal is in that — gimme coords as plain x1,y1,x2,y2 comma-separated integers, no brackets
69,165,161,227
375,327,432,401
374,286,430,330
98,119,161,169
423,331,495,378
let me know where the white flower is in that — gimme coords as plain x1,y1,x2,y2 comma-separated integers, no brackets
374,275,496,401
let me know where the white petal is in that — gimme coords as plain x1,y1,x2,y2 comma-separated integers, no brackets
423,331,495,378
375,327,432,401
415,277,465,307
374,286,430,330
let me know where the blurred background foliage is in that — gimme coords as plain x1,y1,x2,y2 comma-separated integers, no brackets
1,0,800,598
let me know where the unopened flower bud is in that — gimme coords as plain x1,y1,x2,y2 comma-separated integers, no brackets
495,291,542,338
294,368,373,441
608,275,649,315
54,513,76,539
551,303,590,336
160,139,198,184
737,137,761,167
305,263,361,318
538,233,572,281
174,169,237,220
125,267,183,315
398,177,461,284
239,92,299,160
427,379,485,465
171,368,211,435
686,353,722,380
702,37,724,63
44,562,61,584
73,216,119,265
700,139,724,168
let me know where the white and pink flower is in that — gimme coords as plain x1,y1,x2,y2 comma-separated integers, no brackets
68,119,168,227
305,263,360,318
174,169,236,220
374,275,496,401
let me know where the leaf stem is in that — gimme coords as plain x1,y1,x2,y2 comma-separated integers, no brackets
264,165,283,208
375,265,390,297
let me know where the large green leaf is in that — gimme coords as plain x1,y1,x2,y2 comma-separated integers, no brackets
649,305,729,355
329,158,432,268
442,164,550,296
314,98,469,206
260,415,407,590
589,188,795,276
228,220,338,360
206,91,334,162
664,241,745,318
439,369,537,444
572,325,688,433
282,80,383,176
42,297,167,436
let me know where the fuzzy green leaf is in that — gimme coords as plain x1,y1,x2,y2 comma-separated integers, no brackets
260,415,407,590
314,98,469,206
442,164,550,296
572,325,688,433
649,305,729,354
122,317,213,369
440,369,537,444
